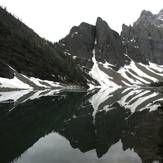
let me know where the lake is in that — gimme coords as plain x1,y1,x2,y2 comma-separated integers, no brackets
0,87,163,163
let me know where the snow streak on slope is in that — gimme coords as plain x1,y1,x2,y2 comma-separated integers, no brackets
0,76,32,89
29,77,61,88
118,61,163,85
89,55,163,87
89,87,163,119
0,66,64,90
89,54,121,88
0,75,62,90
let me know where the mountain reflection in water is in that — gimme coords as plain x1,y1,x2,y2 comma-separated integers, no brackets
0,87,162,163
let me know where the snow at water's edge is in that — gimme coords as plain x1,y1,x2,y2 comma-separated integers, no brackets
0,76,32,89
0,75,62,90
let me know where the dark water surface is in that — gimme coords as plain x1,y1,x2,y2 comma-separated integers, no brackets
0,88,163,163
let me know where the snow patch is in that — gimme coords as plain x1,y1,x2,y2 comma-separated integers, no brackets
71,32,78,38
64,52,71,56
149,62,163,73
89,54,120,88
72,56,77,59
0,76,32,89
103,61,115,68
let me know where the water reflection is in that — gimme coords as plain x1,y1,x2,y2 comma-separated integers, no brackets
14,133,142,163
0,88,162,163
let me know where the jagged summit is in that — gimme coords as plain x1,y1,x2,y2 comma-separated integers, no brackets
139,9,163,17
96,17,111,29
140,10,153,17
158,9,163,15
134,9,163,27
96,17,104,23
158,9,163,21
60,17,128,71
121,8,163,65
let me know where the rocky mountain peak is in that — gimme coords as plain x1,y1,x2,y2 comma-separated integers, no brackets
95,17,113,49
96,17,111,29
121,9,163,65
96,17,104,23
134,9,163,28
158,9,163,15
60,17,128,70
140,10,153,17
95,17,128,69
134,10,154,27
95,17,112,43
157,9,163,21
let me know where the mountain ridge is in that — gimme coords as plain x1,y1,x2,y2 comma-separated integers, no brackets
0,6,163,90
0,6,97,89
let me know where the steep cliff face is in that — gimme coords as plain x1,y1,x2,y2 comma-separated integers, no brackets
121,9,163,65
60,17,129,71
59,22,95,72
95,17,129,69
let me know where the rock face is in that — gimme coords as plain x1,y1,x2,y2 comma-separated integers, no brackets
0,59,14,79
61,22,95,60
61,9,163,69
59,22,95,72
60,17,129,71
121,9,163,65
95,17,129,69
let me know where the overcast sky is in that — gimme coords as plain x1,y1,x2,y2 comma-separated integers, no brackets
1,0,163,42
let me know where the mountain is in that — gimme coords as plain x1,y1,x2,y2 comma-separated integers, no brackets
60,17,129,71
60,10,163,88
0,7,96,90
0,7,163,90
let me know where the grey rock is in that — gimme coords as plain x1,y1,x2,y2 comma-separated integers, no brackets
60,17,129,71
95,17,129,69
0,59,14,79
121,9,163,65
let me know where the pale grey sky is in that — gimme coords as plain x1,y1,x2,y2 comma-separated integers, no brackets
1,0,163,42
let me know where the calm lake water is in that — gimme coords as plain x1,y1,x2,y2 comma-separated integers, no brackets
0,87,163,163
